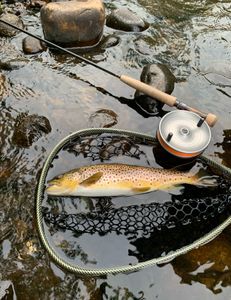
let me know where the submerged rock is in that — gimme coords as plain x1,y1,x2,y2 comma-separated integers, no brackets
135,64,176,115
0,159,13,183
100,35,120,49
0,13,24,37
89,109,118,128
0,2,26,16
40,0,105,47
27,0,48,10
0,39,29,70
22,36,46,54
106,8,149,32
0,57,28,71
0,73,8,101
12,113,51,148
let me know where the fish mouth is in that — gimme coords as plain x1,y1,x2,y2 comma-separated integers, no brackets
46,177,77,196
46,180,69,196
46,184,64,196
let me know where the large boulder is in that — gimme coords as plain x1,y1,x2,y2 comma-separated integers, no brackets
40,0,105,47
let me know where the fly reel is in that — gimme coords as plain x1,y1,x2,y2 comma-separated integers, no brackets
157,110,211,158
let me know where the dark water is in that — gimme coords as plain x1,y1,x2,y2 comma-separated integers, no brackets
1,0,231,299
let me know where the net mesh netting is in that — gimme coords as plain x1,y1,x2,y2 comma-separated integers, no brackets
63,134,151,161
43,185,231,238
42,132,231,262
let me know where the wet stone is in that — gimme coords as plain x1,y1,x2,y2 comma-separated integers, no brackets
134,37,153,56
100,35,120,49
27,0,48,10
106,8,149,32
12,113,51,148
135,64,176,115
0,73,8,101
40,0,105,47
89,109,118,128
0,159,13,183
0,57,28,71
0,13,24,37
0,39,29,70
1,2,27,16
22,36,46,54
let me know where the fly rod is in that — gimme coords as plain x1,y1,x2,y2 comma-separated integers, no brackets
0,18,217,127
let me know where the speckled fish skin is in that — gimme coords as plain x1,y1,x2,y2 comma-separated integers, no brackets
46,164,199,197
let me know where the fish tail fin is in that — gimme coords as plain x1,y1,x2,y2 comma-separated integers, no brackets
195,175,218,187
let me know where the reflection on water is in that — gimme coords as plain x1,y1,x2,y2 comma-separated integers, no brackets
172,228,231,295
216,130,231,168
1,0,231,299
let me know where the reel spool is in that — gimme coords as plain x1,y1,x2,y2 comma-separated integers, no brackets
157,110,211,158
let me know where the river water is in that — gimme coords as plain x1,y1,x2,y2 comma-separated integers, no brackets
1,0,231,299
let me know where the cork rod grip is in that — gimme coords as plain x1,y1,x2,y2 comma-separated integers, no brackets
120,75,177,107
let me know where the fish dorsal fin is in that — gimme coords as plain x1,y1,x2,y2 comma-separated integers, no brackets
79,172,103,186
131,186,151,193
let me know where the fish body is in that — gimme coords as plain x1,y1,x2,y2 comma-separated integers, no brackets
46,163,213,197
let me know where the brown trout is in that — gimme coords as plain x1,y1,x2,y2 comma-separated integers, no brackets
46,163,216,197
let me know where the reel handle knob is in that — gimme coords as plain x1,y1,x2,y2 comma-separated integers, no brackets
205,113,218,127
120,75,177,107
190,106,218,127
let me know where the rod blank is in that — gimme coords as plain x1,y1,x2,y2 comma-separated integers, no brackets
0,18,218,127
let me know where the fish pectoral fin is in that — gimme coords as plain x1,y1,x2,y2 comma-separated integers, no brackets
131,186,151,193
79,172,103,186
164,185,184,195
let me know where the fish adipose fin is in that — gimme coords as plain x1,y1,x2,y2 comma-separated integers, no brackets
131,186,151,193
79,172,103,186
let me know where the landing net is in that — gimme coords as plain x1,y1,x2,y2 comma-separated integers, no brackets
36,128,231,275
